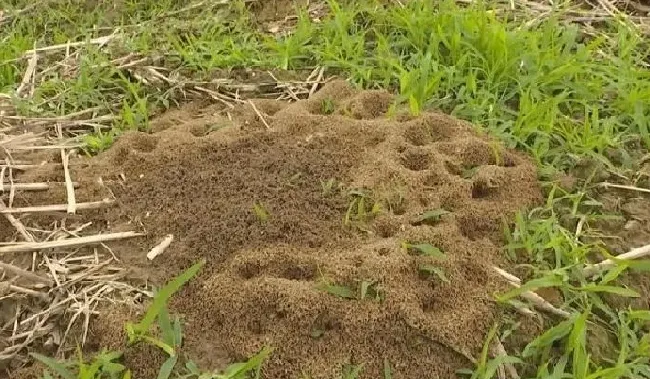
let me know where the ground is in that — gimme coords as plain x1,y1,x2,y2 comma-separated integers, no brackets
1,1,650,379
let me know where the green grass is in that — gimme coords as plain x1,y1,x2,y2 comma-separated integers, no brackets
3,0,650,378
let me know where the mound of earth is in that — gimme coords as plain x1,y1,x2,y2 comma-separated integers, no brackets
13,81,543,378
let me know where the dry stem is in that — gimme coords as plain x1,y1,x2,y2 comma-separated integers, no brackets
584,243,650,277
0,199,114,214
493,266,571,318
0,231,143,254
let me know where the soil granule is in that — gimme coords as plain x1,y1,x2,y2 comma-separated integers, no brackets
9,81,543,378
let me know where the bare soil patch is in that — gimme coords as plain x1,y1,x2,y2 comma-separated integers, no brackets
8,81,543,378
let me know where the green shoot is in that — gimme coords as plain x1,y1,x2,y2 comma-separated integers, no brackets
316,281,357,299
125,260,205,354
411,209,450,225
252,201,270,223
419,265,450,283
342,364,364,379
321,98,336,115
402,242,447,260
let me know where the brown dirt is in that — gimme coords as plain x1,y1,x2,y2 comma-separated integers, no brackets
249,0,308,23
8,81,543,378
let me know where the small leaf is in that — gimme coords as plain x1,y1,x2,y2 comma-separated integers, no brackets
185,361,200,375
360,280,372,300
30,353,75,379
310,328,325,338
253,201,270,222
157,355,178,379
317,282,357,299
102,362,126,374
158,306,175,347
222,347,273,378
173,317,183,347
484,356,523,379
123,370,132,379
497,275,564,302
628,310,650,321
569,310,590,379
577,284,640,298
600,262,629,284
407,243,446,259
419,265,449,283
522,316,576,357
626,259,650,272
383,359,393,379
412,209,450,225
343,364,364,379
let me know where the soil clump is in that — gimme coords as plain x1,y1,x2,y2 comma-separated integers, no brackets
6,81,543,378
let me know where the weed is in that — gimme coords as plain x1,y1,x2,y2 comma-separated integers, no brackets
411,209,450,226
321,178,343,196
418,265,449,283
344,189,381,228
316,281,357,299
264,10,313,70
82,131,116,156
31,349,128,379
321,98,336,115
457,323,522,379
317,279,384,301
341,364,364,379
383,359,392,379
402,242,446,260
359,280,385,302
177,347,273,379
252,201,270,223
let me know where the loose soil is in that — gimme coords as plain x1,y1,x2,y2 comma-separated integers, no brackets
7,81,544,378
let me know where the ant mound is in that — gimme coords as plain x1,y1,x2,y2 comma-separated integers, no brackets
51,81,543,378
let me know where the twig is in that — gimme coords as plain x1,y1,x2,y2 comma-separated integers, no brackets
0,199,114,214
492,339,520,379
147,234,174,260
0,164,41,170
21,33,118,57
194,86,236,108
309,66,325,97
6,143,85,151
248,100,271,130
0,232,143,254
2,282,48,300
493,266,571,318
600,182,650,194
16,52,38,98
0,199,35,242
584,243,650,277
0,262,53,286
57,124,76,213
0,182,79,192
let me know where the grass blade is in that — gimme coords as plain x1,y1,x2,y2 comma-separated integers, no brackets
497,275,564,302
576,284,640,298
412,209,450,225
157,355,178,379
317,282,357,299
131,260,205,337
419,264,449,283
628,310,650,321
30,353,75,379
522,315,576,358
407,243,447,259
383,359,392,379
